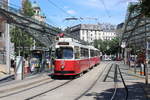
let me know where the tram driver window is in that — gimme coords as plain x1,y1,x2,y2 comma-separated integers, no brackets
56,47,73,59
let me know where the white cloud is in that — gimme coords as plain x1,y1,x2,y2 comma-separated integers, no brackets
67,10,76,15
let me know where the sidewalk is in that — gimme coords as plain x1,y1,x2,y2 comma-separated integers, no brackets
118,62,150,99
0,64,14,79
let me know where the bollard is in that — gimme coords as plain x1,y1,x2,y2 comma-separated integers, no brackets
140,63,144,75
15,56,24,80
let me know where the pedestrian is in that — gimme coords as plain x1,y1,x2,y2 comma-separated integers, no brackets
11,59,16,74
30,57,36,74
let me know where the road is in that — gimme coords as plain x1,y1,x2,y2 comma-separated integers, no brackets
0,61,147,100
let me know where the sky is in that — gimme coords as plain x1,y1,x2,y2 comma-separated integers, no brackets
9,0,138,29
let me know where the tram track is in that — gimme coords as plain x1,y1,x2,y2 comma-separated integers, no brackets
23,63,109,100
25,79,74,100
74,62,113,100
23,64,106,100
0,62,113,100
111,64,148,100
0,76,75,100
0,78,55,98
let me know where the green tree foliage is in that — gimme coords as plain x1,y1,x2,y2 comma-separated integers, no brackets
10,0,34,56
94,38,120,55
23,0,34,17
10,26,33,56
140,0,150,17
128,0,150,17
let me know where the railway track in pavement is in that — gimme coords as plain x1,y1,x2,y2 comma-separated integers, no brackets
74,62,113,100
0,62,113,100
24,62,113,100
0,76,75,100
106,62,147,100
25,63,107,100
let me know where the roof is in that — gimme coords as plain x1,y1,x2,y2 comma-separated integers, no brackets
32,1,40,9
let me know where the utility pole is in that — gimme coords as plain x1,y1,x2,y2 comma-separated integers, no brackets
3,0,11,74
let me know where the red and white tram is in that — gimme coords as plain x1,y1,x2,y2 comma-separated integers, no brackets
53,38,101,76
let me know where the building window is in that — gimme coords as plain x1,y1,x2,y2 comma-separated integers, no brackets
82,30,84,35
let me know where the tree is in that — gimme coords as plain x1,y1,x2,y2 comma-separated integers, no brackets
22,0,34,17
10,0,34,56
128,0,150,17
140,0,150,17
10,26,34,56
94,38,120,55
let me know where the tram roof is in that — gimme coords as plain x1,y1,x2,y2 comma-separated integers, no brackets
57,38,99,51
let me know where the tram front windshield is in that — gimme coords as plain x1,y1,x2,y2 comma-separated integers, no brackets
56,47,73,59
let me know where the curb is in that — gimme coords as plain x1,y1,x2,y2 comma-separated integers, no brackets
0,74,15,82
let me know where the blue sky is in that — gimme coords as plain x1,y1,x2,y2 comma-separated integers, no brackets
10,0,138,28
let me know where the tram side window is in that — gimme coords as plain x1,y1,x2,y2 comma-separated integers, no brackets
90,50,94,57
81,48,84,59
74,46,80,59
85,49,89,58
80,48,89,59
94,50,97,56
96,51,99,56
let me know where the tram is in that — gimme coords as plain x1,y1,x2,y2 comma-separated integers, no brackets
53,38,101,76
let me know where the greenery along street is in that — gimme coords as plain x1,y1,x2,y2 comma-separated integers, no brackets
94,37,120,55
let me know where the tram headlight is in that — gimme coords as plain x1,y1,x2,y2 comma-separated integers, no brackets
61,66,65,69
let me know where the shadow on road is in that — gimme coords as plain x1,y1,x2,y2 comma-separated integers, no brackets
85,82,148,100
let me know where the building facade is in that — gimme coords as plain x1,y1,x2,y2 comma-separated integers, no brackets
32,1,46,22
68,24,116,43
0,16,5,64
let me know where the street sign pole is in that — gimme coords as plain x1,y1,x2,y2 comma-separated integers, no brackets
145,41,148,85
145,17,148,85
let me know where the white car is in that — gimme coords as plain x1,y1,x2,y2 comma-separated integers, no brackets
104,57,111,61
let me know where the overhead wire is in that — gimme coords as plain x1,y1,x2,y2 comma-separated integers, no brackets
46,0,81,22
46,18,58,27
0,0,21,9
33,0,59,27
98,0,111,18
47,0,71,17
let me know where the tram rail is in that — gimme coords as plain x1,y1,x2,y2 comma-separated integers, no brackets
75,63,113,100
0,78,55,98
25,79,73,100
110,64,128,100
